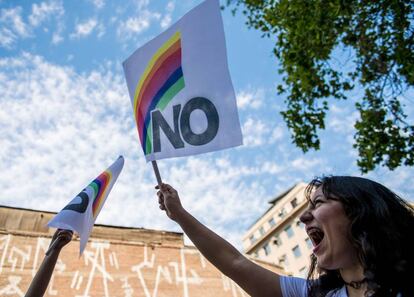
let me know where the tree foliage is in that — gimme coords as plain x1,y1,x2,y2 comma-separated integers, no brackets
226,0,414,173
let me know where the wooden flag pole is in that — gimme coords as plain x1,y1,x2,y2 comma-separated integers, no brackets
151,160,162,187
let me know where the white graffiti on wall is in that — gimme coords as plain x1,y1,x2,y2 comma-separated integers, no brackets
108,251,119,270
0,235,69,296
131,246,210,297
0,276,24,297
0,235,11,274
131,245,173,297
75,241,115,297
8,246,31,272
71,270,84,291
121,277,133,297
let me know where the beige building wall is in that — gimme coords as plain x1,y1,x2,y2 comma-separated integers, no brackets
242,183,313,277
0,206,284,297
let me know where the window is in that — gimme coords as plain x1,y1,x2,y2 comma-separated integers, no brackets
249,235,256,244
273,235,282,246
284,225,294,238
259,226,265,236
296,219,305,229
278,207,286,218
306,237,313,249
291,198,298,208
292,245,302,258
268,217,276,227
263,242,271,256
299,266,307,277
278,254,288,266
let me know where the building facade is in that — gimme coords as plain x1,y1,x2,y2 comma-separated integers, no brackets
242,183,312,277
0,206,284,297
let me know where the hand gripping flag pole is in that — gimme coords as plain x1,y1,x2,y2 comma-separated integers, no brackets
47,156,124,255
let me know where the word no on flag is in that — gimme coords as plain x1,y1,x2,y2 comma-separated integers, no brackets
48,156,124,255
123,0,243,162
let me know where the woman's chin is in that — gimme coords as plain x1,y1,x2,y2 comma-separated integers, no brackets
316,258,336,271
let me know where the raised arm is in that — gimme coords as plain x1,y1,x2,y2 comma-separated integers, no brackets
25,229,73,297
156,183,283,297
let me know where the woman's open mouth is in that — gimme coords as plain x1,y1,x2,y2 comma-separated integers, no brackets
307,227,325,252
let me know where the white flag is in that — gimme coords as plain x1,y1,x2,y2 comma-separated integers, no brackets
48,156,124,255
123,0,242,162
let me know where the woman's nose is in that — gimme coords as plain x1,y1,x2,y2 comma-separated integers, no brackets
299,208,313,224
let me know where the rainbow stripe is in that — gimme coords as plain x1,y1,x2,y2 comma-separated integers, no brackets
90,170,112,219
133,31,185,155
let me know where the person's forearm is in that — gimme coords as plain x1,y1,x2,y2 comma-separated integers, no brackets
175,208,245,278
25,249,60,297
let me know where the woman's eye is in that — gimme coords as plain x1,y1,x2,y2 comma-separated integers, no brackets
309,197,324,209
314,199,323,206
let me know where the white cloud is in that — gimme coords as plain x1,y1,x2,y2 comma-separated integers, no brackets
241,118,270,147
261,161,283,174
241,118,289,150
109,16,117,25
51,18,66,45
0,28,17,48
29,1,64,27
71,18,98,39
160,1,175,29
96,22,106,38
0,1,64,48
118,17,149,35
117,10,161,41
52,31,63,44
90,0,105,9
0,7,29,48
1,7,28,36
0,53,134,210
236,88,264,110
328,104,358,135
270,125,285,142
166,1,175,13
291,157,323,171
160,15,172,29
368,167,414,201
136,0,150,10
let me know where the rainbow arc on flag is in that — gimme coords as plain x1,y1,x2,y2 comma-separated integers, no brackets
90,170,111,219
133,31,185,155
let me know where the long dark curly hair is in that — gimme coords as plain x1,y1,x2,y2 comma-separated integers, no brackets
304,176,414,297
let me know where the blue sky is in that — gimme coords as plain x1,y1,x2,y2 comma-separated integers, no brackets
0,0,413,249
